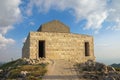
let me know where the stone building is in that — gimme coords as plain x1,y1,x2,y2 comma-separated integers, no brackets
22,20,95,63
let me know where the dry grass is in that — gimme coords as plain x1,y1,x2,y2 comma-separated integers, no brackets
0,59,48,80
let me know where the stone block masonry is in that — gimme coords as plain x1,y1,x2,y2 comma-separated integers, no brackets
37,20,70,33
22,20,95,63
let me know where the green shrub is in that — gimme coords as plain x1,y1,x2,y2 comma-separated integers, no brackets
0,59,23,69
114,67,120,71
26,75,42,80
0,59,48,79
0,61,17,69
8,69,21,79
31,69,47,77
39,63,48,68
20,65,37,71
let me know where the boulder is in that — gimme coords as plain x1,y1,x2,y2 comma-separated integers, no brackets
76,60,120,80
0,69,3,73
107,66,116,72
20,71,29,77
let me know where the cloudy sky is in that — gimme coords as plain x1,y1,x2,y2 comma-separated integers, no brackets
0,0,120,64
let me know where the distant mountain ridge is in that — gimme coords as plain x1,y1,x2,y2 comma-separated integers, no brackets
110,63,120,68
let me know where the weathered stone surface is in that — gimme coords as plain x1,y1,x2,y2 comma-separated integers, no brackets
37,20,70,33
22,20,95,63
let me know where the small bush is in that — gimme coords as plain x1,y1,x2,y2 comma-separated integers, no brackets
0,59,23,69
39,63,48,68
0,61,17,69
31,69,47,77
20,65,38,71
26,75,42,80
8,69,21,78
114,67,120,71
0,59,48,79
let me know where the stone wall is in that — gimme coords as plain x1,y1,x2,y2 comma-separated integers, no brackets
22,32,95,63
22,34,30,58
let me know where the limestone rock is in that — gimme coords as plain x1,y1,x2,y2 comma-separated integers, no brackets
0,69,3,73
20,71,29,77
76,60,120,80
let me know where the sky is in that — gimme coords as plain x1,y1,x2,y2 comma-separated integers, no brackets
0,0,120,65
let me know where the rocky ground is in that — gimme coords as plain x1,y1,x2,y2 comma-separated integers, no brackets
0,58,48,80
43,59,80,80
75,60,120,80
43,59,120,80
0,59,120,80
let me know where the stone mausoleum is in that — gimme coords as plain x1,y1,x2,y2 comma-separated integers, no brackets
22,20,95,63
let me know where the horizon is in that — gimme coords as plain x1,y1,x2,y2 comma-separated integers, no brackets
0,0,120,65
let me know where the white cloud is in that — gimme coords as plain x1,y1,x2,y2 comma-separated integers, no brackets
106,18,120,31
107,0,120,21
104,0,120,31
112,26,120,31
0,0,21,48
29,22,35,26
85,11,108,30
112,19,120,31
0,34,15,49
26,0,107,32
0,26,14,35
0,0,22,34
26,0,120,32
26,8,32,16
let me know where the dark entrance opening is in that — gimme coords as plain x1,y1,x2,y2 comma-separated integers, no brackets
85,42,90,56
39,41,45,58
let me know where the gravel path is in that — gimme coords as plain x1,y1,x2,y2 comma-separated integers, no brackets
43,59,86,80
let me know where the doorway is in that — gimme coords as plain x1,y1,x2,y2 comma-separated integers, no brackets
85,42,90,56
39,41,45,58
